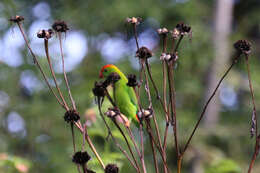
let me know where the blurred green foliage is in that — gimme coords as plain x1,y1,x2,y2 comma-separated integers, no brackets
1,0,260,173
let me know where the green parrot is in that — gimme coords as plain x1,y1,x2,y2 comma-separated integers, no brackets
99,64,139,127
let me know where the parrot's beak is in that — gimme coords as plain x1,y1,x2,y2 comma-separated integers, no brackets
99,72,103,78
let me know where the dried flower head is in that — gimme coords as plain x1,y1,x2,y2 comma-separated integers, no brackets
126,17,142,25
9,15,24,23
234,40,251,55
157,27,169,35
105,164,119,173
37,29,53,40
105,108,120,118
160,53,178,61
52,20,69,32
64,109,80,123
103,72,121,87
72,151,91,165
170,28,180,39
175,22,191,36
136,46,153,59
127,74,138,87
92,81,106,98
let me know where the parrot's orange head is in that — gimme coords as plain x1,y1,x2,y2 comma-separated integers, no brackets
99,64,119,78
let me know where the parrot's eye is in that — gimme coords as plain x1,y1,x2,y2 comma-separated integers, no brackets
104,69,107,72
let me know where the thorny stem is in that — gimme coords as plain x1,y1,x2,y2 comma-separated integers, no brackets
246,56,259,173
97,103,139,172
44,39,69,110
58,32,77,110
16,22,66,109
182,58,237,155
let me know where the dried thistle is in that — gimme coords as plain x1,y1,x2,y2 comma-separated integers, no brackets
126,17,142,25
92,81,106,98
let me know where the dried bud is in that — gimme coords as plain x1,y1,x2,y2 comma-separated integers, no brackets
72,151,91,165
136,47,153,59
143,108,153,119
64,109,80,123
175,22,191,36
234,40,251,55
170,28,180,39
9,15,24,23
105,108,119,118
37,29,53,40
127,74,138,87
103,72,121,87
126,17,142,25
157,27,169,35
105,164,119,173
52,20,69,32
161,53,178,61
92,81,106,98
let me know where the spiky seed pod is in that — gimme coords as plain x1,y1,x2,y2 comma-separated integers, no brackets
37,29,53,40
136,46,153,59
103,72,121,87
175,22,191,35
64,109,80,123
105,164,119,173
72,151,91,165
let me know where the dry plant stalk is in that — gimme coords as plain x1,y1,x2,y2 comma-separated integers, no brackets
10,15,258,173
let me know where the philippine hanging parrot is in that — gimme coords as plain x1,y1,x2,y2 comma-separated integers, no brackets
99,64,139,127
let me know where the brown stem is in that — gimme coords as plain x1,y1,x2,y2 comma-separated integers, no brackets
16,22,66,109
167,61,179,157
139,124,147,173
246,56,259,173
84,126,105,169
133,23,139,50
182,58,237,154
71,122,76,152
58,32,77,110
177,157,182,173
44,39,69,110
97,103,139,172
174,35,183,53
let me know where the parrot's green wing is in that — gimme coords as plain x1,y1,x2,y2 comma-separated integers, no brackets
127,86,138,107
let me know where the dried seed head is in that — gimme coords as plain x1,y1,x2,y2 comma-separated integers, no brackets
105,108,119,118
72,151,91,165
143,108,153,119
175,22,191,36
9,15,24,23
37,29,53,40
127,74,138,87
157,27,169,35
126,17,142,25
103,72,121,87
234,40,251,56
161,53,178,61
64,109,80,123
52,20,69,32
92,81,106,98
105,164,119,173
170,28,180,39
136,46,153,59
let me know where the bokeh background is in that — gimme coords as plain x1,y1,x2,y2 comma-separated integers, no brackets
1,0,260,173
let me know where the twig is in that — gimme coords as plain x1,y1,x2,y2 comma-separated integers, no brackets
44,39,69,110
182,58,237,154
246,55,259,173
58,32,77,110
16,22,66,109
